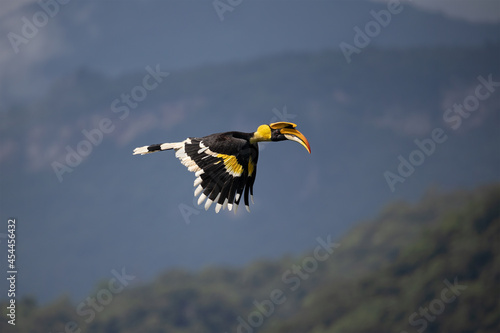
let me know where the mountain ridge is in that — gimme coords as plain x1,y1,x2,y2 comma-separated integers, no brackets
2,184,498,332
1,44,499,304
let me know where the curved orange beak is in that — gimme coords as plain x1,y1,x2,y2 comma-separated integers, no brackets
280,127,311,153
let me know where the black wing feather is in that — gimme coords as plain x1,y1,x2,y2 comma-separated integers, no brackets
176,132,259,212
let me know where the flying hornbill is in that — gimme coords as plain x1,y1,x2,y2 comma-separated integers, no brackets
133,122,311,213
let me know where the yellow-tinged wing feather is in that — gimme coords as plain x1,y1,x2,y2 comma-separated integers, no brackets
217,154,244,177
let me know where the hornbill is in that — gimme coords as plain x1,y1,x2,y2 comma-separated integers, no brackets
133,122,311,213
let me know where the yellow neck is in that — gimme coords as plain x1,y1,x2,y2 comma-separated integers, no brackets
250,124,272,143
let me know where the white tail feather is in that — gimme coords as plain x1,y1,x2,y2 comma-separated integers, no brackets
133,146,151,155
133,141,185,155
161,142,183,150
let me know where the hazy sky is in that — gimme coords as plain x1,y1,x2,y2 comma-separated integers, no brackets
1,0,499,23
372,0,500,22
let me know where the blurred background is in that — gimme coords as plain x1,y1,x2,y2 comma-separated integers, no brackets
0,0,499,332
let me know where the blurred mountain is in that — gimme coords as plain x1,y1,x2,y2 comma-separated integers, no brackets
1,0,500,106
264,184,500,333
2,184,498,332
0,43,499,305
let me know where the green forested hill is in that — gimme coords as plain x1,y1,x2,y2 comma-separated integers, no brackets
2,44,499,308
264,185,500,333
3,184,498,333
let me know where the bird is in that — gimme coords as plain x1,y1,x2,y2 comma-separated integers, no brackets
133,122,311,213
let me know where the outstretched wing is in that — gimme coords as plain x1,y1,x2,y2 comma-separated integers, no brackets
175,133,258,213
